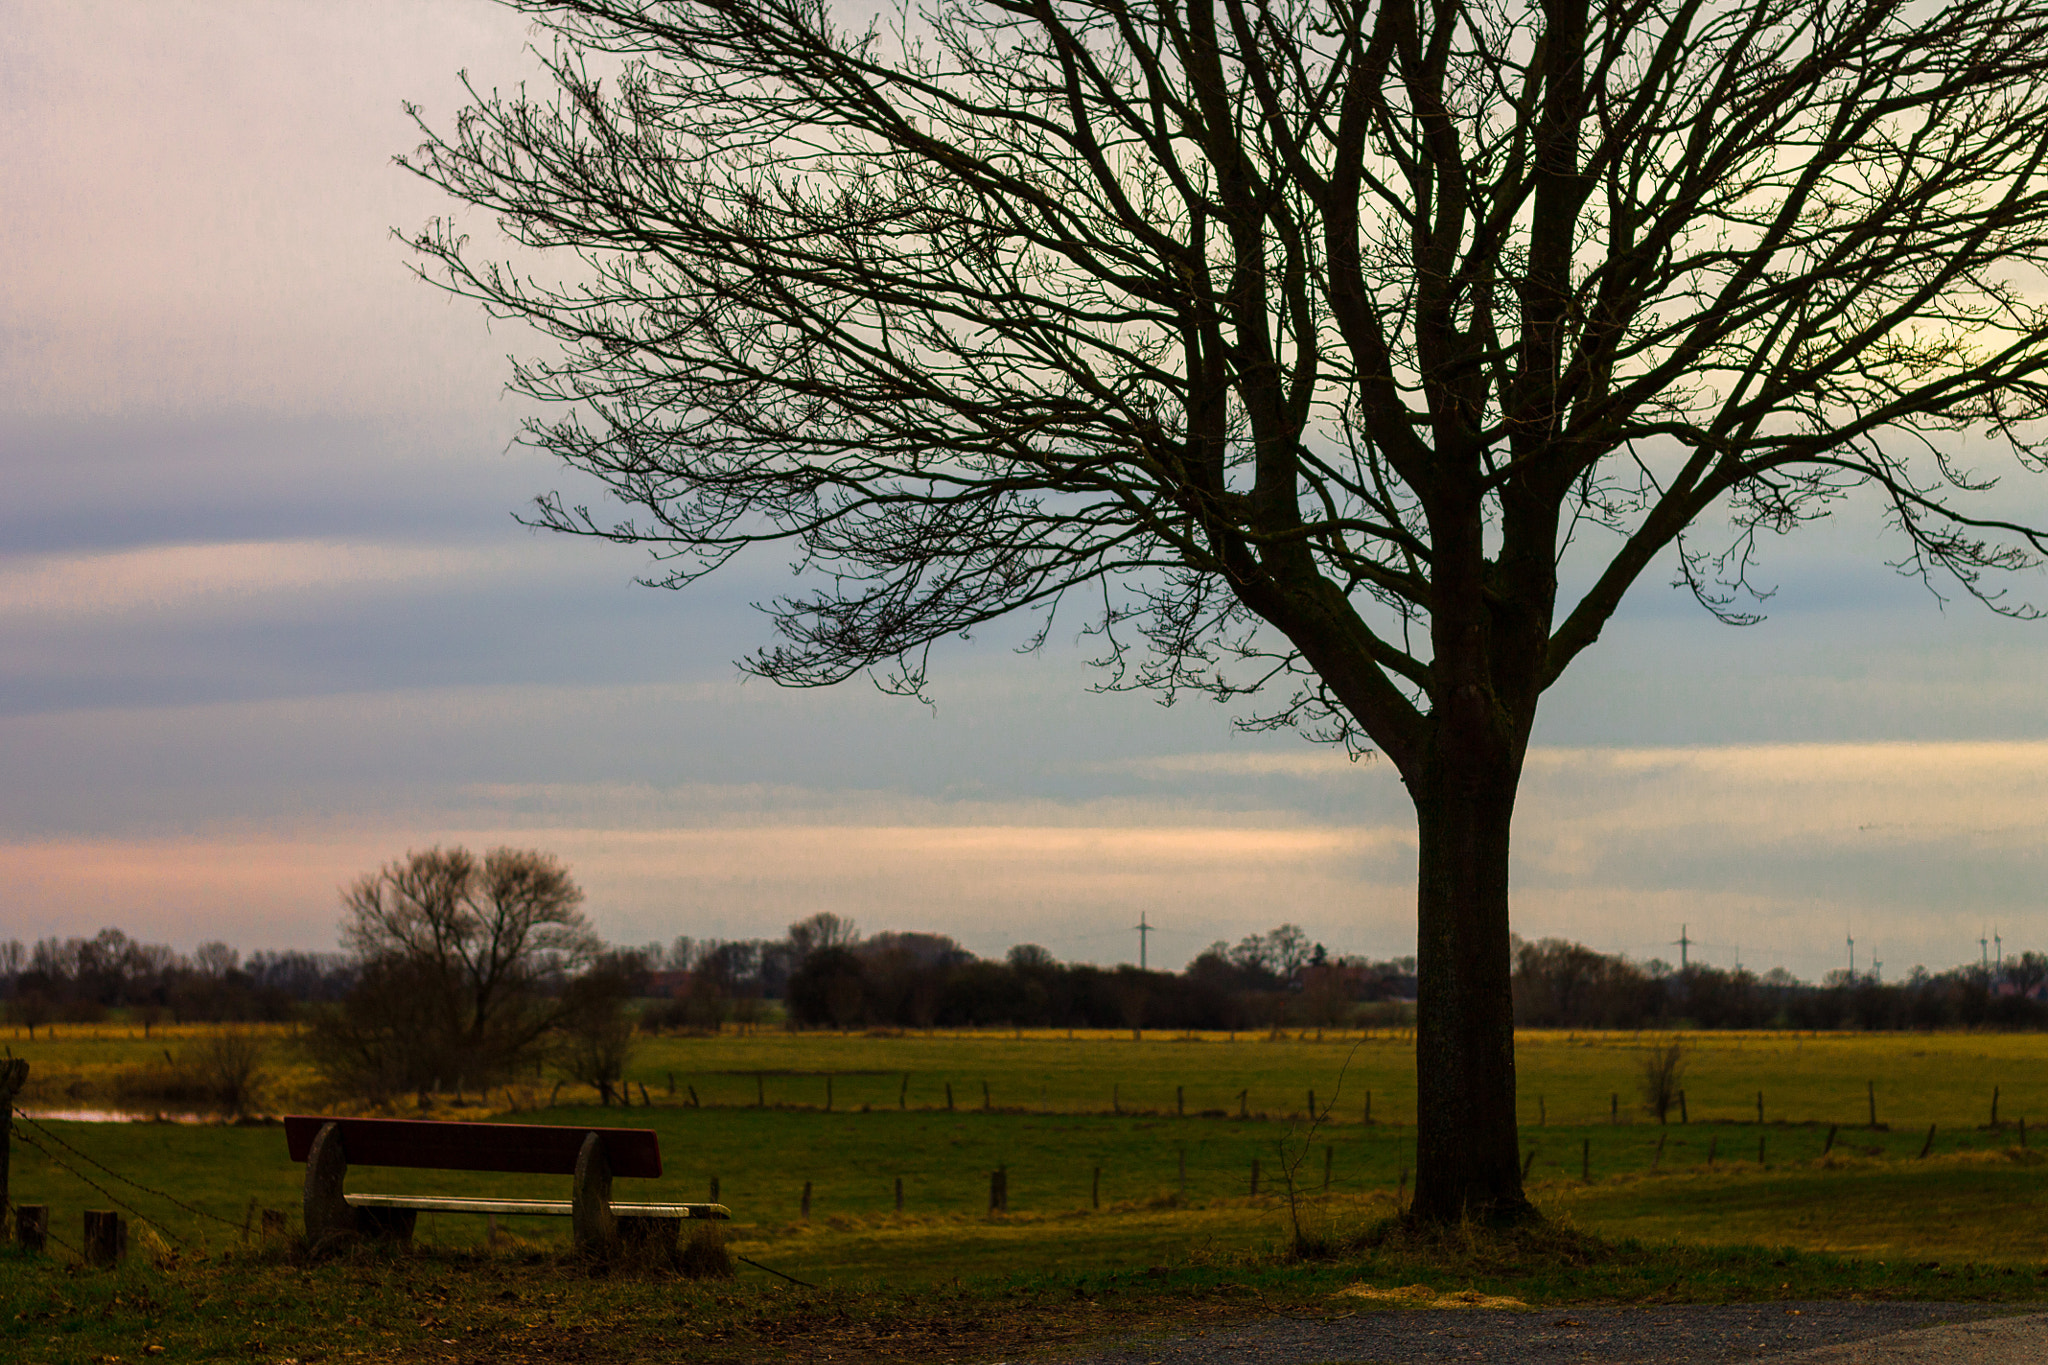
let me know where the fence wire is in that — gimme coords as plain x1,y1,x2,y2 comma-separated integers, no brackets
12,1107,245,1232
8,1124,187,1247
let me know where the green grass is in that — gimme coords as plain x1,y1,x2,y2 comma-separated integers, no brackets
8,1023,2048,1362
10,1024,2048,1132
1552,1149,2048,1262
6,1104,2044,1273
616,1027,2048,1130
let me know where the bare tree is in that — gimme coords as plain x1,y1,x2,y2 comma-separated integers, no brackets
558,951,643,1103
312,846,602,1092
407,0,2048,1220
1267,925,1314,981
192,941,240,980
787,912,861,964
1639,1039,1687,1124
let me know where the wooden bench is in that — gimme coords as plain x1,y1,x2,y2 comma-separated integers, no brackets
284,1115,728,1254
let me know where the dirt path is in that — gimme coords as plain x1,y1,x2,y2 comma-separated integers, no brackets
1036,1302,2048,1363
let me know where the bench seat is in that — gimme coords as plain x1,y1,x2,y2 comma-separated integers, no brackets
344,1193,729,1219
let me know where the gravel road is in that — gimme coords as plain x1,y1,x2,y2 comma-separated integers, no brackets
1040,1302,2048,1364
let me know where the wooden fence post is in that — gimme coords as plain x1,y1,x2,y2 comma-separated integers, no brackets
1992,1085,2000,1127
1756,1091,1764,1125
1707,1135,1717,1168
15,1204,47,1253
1307,1088,1317,1120
1919,1123,1937,1159
800,1181,811,1220
895,1176,903,1212
1238,1089,1248,1120
899,1074,909,1109
0,1059,26,1218
1610,1093,1618,1125
1581,1138,1591,1182
1678,1090,1688,1124
1365,1090,1374,1124
946,1082,955,1112
1177,1086,1184,1117
1323,1144,1333,1191
1823,1123,1837,1155
84,1210,125,1265
710,1176,720,1204
1537,1094,1545,1126
688,1084,700,1108
1867,1080,1877,1128
1653,1132,1666,1172
1521,1148,1537,1180
1757,1135,1766,1166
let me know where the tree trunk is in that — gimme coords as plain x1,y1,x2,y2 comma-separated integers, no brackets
1410,752,1532,1224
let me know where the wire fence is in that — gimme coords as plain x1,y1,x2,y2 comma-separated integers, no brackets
4,1103,256,1256
13,1109,241,1231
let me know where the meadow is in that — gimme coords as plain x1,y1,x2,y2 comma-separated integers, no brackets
10,1021,2042,1129
7,1025,2048,1362
6,1024,2047,1273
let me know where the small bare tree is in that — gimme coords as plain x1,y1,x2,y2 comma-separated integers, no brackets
559,998,638,1105
1640,1040,1688,1125
191,1029,267,1116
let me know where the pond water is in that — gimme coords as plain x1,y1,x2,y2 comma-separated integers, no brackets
15,1107,256,1124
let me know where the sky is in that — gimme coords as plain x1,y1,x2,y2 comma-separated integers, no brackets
4,0,2048,980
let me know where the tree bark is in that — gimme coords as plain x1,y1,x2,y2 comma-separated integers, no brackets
1409,744,1532,1224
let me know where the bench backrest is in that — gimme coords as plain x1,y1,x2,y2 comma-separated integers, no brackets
283,1115,662,1178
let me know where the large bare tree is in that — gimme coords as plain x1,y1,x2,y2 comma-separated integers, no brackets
406,0,2048,1220
313,846,603,1091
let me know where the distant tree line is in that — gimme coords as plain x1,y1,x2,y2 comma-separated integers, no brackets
0,928,353,1035
634,914,1418,1033
1512,938,2048,1030
15,904,2048,1051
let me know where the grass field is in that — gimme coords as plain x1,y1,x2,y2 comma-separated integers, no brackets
9,1022,2044,1131
7,1025,2048,1277
7,1026,2048,1363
